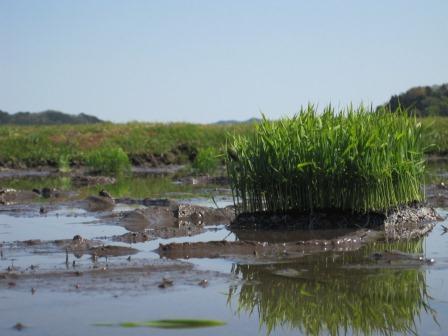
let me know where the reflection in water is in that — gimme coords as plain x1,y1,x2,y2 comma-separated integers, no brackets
0,175,226,199
229,240,436,336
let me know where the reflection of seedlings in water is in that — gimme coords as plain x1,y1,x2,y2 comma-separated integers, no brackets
230,240,437,336
94,319,226,329
442,224,448,235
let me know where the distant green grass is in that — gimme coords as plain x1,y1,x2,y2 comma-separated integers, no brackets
0,122,253,168
0,116,446,170
421,116,448,154
85,146,131,175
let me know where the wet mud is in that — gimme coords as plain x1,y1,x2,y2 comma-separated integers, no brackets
0,259,226,294
158,229,381,260
116,202,234,236
0,170,443,294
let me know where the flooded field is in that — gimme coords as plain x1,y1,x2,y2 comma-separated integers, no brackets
1,164,448,335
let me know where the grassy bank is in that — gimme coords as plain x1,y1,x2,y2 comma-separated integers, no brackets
421,116,448,154
0,122,253,169
0,116,447,171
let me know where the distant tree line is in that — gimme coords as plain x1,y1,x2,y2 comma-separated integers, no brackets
0,109,103,125
382,83,448,117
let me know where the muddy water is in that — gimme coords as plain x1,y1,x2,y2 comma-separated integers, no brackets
1,167,448,335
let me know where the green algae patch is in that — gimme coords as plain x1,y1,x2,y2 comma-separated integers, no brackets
94,318,226,329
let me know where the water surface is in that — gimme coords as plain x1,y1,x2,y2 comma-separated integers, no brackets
1,167,448,335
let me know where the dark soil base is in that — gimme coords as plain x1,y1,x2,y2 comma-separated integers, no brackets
232,204,440,232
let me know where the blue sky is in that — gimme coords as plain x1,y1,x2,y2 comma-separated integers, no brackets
1,1,447,123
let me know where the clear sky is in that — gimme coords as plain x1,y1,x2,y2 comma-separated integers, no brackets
1,1,447,123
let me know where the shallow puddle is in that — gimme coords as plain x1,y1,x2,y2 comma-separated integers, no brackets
0,173,231,201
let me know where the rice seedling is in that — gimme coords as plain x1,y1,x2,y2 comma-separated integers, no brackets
226,105,425,215
57,154,71,173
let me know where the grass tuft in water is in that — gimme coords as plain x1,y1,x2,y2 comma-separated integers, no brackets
85,146,131,175
57,154,71,173
227,104,425,214
192,147,220,175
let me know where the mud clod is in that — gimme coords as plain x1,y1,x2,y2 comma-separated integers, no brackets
88,245,139,258
13,322,25,331
84,195,115,212
158,277,173,289
198,279,208,287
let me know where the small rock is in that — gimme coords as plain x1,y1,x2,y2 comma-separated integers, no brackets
72,235,83,242
85,195,115,211
158,277,173,289
198,279,208,288
99,189,113,198
41,187,53,198
13,322,25,331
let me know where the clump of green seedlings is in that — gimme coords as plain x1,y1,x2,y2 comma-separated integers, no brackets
227,105,425,214
85,146,131,175
192,147,220,175
57,154,71,173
